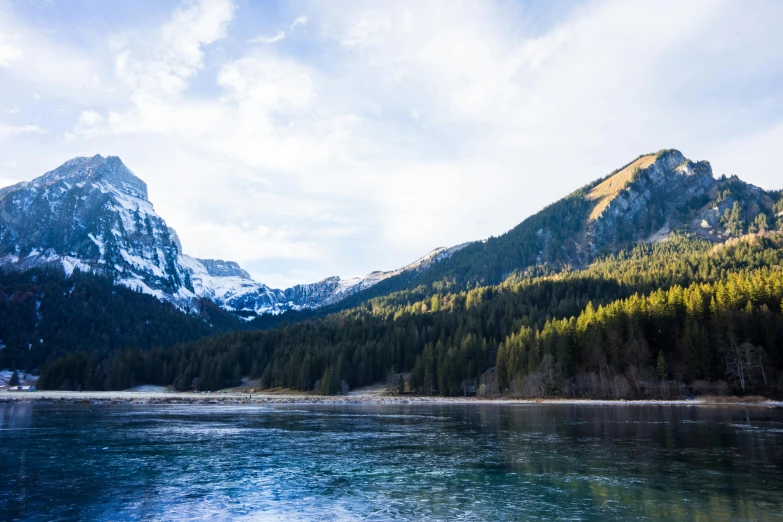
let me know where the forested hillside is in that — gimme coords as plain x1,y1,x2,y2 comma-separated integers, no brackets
251,151,782,326
13,149,783,397
39,233,783,396
0,268,242,372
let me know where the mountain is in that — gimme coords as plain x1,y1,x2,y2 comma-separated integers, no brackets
325,149,780,306
282,244,469,309
0,155,192,301
2,151,778,320
19,149,783,395
179,246,468,316
0,155,465,316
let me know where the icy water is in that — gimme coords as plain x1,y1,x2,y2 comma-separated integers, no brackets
1,403,782,521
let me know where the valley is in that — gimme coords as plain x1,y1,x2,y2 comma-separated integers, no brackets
2,150,782,400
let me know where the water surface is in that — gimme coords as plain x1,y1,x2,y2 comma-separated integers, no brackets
1,402,781,520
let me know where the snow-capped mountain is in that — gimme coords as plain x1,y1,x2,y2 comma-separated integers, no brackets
179,254,287,314
282,244,468,310
0,155,466,315
0,154,194,302
179,244,468,315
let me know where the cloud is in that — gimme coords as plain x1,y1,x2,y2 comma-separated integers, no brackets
3,0,783,287
248,31,286,45
247,15,308,45
0,3,115,104
0,122,45,140
0,33,23,66
113,0,234,101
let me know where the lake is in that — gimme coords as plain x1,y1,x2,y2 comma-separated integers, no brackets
1,402,781,521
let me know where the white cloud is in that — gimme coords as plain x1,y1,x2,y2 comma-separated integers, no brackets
247,15,307,45
0,3,115,104
0,122,45,140
113,0,234,102
185,221,323,262
0,32,22,65
248,31,286,45
2,0,783,287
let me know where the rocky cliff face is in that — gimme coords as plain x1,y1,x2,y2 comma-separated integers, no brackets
0,155,192,301
582,149,775,253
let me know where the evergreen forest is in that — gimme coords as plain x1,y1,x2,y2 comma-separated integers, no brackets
35,233,783,398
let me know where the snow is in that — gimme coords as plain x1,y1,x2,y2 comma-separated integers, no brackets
88,233,105,256
178,240,475,315
120,249,166,278
0,369,38,387
180,254,281,313
60,256,90,276
294,242,473,308
117,276,168,301
334,276,363,294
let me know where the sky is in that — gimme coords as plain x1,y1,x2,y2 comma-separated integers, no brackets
1,0,782,289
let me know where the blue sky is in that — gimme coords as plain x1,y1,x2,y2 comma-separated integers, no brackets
1,0,782,288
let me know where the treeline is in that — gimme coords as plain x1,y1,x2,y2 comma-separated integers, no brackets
493,269,783,399
0,268,242,371
38,233,783,396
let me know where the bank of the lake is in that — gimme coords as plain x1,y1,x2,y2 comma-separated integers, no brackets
1,390,782,408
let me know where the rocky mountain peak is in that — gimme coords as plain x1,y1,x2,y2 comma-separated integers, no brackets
0,155,188,302
33,154,148,200
196,259,252,279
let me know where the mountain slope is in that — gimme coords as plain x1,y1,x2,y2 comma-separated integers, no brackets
327,149,779,307
0,267,242,372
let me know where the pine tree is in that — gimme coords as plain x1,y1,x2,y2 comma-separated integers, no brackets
233,363,242,386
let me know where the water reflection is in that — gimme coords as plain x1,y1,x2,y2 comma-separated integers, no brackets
0,403,781,521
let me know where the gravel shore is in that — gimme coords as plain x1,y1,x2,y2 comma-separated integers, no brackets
1,390,781,407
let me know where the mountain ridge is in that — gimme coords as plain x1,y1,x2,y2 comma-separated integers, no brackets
256,148,780,324
2,150,779,321
0,155,465,315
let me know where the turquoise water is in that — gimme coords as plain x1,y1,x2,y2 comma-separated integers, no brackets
1,403,782,521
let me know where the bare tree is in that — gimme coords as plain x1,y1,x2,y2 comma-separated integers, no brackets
540,354,557,396
725,341,769,392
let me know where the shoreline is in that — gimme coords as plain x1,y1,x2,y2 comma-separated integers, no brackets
1,390,781,408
